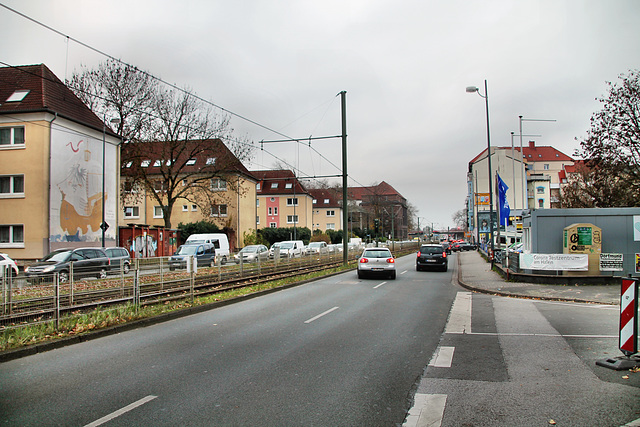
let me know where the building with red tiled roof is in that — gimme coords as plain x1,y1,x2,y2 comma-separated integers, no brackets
119,139,257,250
0,64,120,261
467,140,575,247
253,170,313,230
347,181,408,240
308,188,343,232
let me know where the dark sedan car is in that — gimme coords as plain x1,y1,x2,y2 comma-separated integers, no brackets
416,244,448,272
25,247,111,283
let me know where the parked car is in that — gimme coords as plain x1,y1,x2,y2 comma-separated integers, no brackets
184,233,230,264
168,244,217,270
277,240,305,258
357,247,396,280
234,245,269,263
104,247,131,274
25,247,111,283
416,244,448,272
307,241,328,255
0,253,19,278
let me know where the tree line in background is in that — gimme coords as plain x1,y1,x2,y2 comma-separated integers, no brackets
561,69,640,208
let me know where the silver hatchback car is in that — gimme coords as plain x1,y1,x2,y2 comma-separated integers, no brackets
357,247,396,280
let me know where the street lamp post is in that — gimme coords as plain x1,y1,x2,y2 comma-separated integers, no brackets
467,80,495,264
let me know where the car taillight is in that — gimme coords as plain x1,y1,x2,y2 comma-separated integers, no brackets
359,257,369,263
417,251,422,257
386,258,395,264
443,252,447,258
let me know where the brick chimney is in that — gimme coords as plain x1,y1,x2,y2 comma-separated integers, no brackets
528,140,536,149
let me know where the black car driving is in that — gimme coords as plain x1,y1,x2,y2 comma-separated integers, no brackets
416,244,448,272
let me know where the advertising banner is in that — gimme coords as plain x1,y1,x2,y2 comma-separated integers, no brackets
520,254,589,271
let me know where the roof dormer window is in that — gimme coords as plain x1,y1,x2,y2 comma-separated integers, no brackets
186,159,196,166
6,90,29,102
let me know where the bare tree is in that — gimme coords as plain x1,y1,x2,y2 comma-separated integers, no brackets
452,208,467,229
68,60,255,228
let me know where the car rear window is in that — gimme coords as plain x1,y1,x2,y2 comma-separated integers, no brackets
363,249,392,258
421,246,443,254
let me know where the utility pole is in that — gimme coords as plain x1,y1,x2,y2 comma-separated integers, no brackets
341,91,348,265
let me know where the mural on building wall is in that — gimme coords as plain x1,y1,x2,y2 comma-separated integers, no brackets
50,126,117,243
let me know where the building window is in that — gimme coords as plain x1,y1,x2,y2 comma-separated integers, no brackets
285,183,293,189
326,210,335,217
324,199,330,204
153,206,164,218
182,205,188,212
544,164,550,170
287,198,298,206
192,205,198,212
327,223,335,230
270,222,277,228
0,127,25,146
206,157,216,165
256,183,261,190
153,160,162,167
124,206,140,218
0,224,24,247
271,183,278,189
0,175,24,197
153,180,164,192
538,199,544,208
256,216,260,224
256,199,260,207
536,186,545,194
210,178,227,191
6,90,30,102
210,204,228,217
268,207,272,215
312,199,317,204
186,159,197,166
141,160,150,167
287,215,299,224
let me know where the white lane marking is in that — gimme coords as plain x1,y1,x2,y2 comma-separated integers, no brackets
622,417,640,426
400,270,408,275
404,393,447,427
429,346,455,368
304,306,339,324
84,395,157,427
467,331,617,338
444,292,472,334
373,281,388,289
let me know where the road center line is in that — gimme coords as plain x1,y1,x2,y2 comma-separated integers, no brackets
84,395,157,427
304,306,339,324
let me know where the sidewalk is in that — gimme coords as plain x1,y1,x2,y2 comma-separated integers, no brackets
456,250,621,305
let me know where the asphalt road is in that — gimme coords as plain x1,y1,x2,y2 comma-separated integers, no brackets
408,291,640,426
2,253,639,426
0,253,458,426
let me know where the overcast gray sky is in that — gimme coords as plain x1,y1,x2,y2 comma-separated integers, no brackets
3,0,639,229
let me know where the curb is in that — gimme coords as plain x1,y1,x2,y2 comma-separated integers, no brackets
455,254,614,306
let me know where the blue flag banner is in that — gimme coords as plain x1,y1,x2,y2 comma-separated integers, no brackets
497,174,510,227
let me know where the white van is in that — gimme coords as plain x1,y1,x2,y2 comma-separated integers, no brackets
277,240,305,258
184,233,230,264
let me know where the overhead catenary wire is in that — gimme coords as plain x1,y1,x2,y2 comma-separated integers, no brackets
1,3,383,198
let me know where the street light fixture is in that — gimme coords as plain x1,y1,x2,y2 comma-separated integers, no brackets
466,80,495,263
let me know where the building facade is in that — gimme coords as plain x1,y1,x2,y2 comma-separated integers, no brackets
253,170,313,231
0,64,120,262
308,188,343,232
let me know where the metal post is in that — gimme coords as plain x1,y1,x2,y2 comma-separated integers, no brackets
341,90,349,265
483,80,495,265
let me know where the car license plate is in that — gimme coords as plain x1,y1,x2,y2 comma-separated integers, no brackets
426,259,436,263
372,268,384,271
